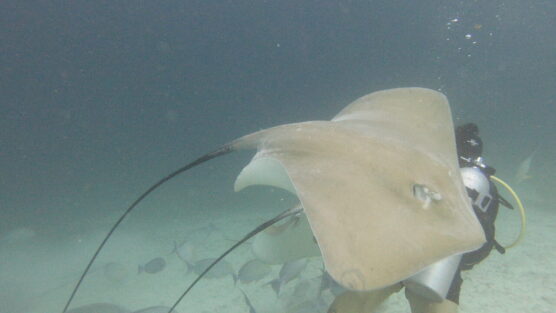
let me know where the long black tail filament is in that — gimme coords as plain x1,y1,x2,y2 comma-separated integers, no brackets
166,204,303,313
62,145,234,313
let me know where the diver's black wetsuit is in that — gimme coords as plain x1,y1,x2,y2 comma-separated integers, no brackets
446,123,505,304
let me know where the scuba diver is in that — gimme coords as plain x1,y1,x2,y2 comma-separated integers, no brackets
329,123,511,313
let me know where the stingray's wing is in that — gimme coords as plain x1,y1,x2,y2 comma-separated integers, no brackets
234,87,485,291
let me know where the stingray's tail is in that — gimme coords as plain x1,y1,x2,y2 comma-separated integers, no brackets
61,144,234,313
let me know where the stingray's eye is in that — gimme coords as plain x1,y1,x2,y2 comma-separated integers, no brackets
413,184,442,209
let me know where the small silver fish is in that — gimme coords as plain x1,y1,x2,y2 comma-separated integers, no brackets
191,258,237,282
138,257,166,274
172,240,196,265
238,259,271,284
515,149,538,184
268,258,308,296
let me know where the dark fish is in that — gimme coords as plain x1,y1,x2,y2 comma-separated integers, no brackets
132,306,179,313
66,303,130,313
138,257,166,274
268,258,307,296
238,259,271,284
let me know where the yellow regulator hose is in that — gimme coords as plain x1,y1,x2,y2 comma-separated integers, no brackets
490,175,527,249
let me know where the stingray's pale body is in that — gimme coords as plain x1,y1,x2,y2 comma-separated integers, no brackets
233,87,485,291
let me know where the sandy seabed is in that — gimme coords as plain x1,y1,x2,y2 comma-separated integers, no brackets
1,183,554,313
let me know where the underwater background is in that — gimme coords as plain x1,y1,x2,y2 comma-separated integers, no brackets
1,1,554,313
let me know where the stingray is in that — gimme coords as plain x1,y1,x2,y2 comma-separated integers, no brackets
61,87,485,313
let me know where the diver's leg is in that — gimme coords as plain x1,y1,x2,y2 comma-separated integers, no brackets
405,270,462,313
327,283,402,313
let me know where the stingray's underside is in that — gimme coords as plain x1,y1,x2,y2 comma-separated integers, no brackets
233,87,485,291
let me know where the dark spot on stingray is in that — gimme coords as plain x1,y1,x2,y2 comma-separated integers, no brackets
138,257,166,274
